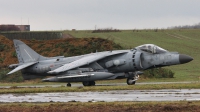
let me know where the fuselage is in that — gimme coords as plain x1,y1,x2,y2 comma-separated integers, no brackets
22,47,192,78
8,40,193,86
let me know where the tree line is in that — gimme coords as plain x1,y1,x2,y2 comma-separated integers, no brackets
169,22,200,29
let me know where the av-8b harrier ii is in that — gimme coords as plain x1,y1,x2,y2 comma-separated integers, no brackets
8,39,193,86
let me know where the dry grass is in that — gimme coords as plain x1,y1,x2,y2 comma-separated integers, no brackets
0,101,200,112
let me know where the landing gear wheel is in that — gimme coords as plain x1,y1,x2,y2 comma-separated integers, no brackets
126,78,136,85
82,81,96,86
90,81,95,86
82,81,90,86
67,83,71,87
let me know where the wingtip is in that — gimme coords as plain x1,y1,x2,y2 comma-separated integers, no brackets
7,72,12,75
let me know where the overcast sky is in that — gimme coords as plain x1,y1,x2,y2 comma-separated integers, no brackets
1,0,200,31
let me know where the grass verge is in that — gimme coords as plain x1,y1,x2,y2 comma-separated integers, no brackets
0,82,200,94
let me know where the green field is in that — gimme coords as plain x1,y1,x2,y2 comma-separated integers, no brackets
63,29,200,82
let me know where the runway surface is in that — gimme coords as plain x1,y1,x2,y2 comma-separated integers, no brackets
0,81,199,102
0,89,200,102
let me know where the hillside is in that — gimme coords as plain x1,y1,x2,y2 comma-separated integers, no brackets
0,35,122,67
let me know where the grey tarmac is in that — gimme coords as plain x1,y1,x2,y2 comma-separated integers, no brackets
0,89,200,102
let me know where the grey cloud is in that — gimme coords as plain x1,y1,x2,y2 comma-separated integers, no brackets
1,0,200,30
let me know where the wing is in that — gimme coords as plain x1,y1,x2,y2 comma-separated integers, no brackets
7,62,37,75
48,51,127,74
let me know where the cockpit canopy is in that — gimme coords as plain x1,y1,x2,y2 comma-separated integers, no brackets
136,44,168,54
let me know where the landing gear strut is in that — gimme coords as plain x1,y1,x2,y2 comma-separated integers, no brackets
82,81,96,86
67,83,71,87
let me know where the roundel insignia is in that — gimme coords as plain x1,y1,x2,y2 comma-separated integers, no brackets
50,65,54,68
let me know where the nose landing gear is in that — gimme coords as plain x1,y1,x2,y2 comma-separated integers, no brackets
127,78,136,85
126,72,141,85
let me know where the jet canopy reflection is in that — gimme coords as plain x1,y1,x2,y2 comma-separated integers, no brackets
136,44,168,54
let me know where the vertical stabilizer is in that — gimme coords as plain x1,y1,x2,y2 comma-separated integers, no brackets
13,39,46,64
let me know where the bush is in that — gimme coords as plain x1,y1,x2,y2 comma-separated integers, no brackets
0,58,3,63
92,28,121,33
12,51,17,57
0,68,24,82
143,68,174,78
38,43,45,48
0,43,5,51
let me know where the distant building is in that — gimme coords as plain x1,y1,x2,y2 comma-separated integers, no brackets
16,25,30,31
0,24,30,31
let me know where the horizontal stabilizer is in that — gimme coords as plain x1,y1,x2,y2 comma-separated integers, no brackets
7,62,37,75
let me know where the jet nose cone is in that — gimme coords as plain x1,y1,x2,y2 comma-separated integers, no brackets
179,54,193,64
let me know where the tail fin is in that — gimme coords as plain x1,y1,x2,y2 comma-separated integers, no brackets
13,39,46,64
7,40,47,75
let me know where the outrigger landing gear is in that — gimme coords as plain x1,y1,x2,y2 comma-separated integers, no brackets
67,83,71,87
82,81,96,86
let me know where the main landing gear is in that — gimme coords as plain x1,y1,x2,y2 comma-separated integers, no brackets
82,81,95,86
66,81,96,87
67,83,71,87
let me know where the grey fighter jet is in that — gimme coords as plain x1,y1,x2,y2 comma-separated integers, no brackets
8,40,193,86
